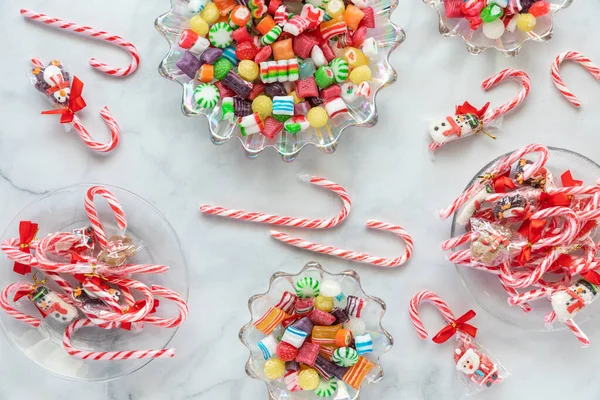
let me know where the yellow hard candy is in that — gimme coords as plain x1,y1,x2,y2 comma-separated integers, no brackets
314,295,334,312
238,60,259,82
264,358,285,380
298,368,320,390
343,47,369,68
326,0,345,19
291,91,304,104
307,106,328,128
517,13,536,32
190,15,209,36
201,2,220,25
349,65,372,84
252,95,273,119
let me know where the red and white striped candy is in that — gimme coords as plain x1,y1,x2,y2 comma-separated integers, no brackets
21,9,140,77
481,69,531,124
142,285,189,329
0,282,41,328
564,319,590,347
89,277,154,323
71,108,121,153
270,219,413,268
409,291,456,340
85,186,128,249
551,51,600,108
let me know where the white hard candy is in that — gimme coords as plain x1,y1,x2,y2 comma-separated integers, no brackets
320,280,342,297
341,82,358,103
361,37,378,59
482,19,505,40
506,13,519,33
311,45,327,67
343,316,366,336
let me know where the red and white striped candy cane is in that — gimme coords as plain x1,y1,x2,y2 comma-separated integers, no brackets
71,108,121,153
441,232,473,251
564,319,590,347
409,291,456,340
439,144,549,220
142,285,188,329
200,175,351,229
507,287,553,306
1,238,39,268
88,277,154,323
551,51,600,108
501,282,532,312
270,220,413,268
35,233,94,275
82,279,123,312
85,186,128,249
111,264,170,276
481,69,531,124
0,283,41,328
21,9,140,77
63,319,175,360
531,207,580,248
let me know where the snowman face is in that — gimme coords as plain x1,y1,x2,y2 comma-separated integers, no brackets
429,115,477,145
107,288,121,302
551,291,578,322
52,87,70,104
457,349,481,375
572,282,596,303
35,288,78,323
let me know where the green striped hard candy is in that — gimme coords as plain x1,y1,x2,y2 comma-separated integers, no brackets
329,58,349,84
294,277,320,298
332,346,359,367
315,378,338,397
261,25,282,46
194,83,220,109
208,22,233,49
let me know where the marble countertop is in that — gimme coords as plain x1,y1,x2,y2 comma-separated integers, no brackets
1,0,600,399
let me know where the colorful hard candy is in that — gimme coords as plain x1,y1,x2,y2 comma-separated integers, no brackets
298,368,320,390
264,357,286,380
332,347,359,367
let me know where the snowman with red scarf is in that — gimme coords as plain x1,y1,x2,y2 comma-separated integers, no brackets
428,102,490,148
551,279,598,322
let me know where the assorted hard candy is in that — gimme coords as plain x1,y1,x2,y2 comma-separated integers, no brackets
177,0,378,140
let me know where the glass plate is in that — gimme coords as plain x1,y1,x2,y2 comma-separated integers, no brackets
452,147,600,331
239,261,393,399
155,0,405,161
423,0,573,56
0,184,188,381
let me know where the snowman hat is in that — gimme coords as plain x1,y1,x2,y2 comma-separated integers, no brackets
578,279,598,295
454,347,476,369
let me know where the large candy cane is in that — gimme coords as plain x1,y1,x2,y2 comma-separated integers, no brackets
63,319,174,360
71,108,121,153
270,220,413,268
142,285,189,329
551,51,600,108
564,319,590,347
22,9,139,77
481,69,531,124
0,283,41,328
85,186,128,249
86,277,154,323
200,175,351,229
409,291,456,340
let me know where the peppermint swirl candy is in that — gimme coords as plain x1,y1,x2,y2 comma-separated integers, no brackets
194,83,220,109
332,346,359,367
294,277,320,298
329,58,349,84
208,22,233,49
315,378,338,397
261,25,282,45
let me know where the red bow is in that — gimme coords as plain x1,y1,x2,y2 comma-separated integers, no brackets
13,221,38,275
517,219,547,265
491,171,516,193
432,310,478,344
13,286,34,302
73,273,109,291
539,192,571,209
582,271,600,286
121,299,160,331
41,76,86,124
549,254,574,272
455,101,490,120
561,170,583,187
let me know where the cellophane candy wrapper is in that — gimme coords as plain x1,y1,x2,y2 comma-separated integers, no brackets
96,234,144,267
550,278,600,323
454,334,509,396
490,189,540,221
469,219,525,266
30,59,74,132
513,158,554,189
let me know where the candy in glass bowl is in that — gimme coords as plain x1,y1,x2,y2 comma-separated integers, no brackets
239,261,393,399
155,0,405,161
423,0,572,56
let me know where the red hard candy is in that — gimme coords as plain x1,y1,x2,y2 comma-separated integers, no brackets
236,41,259,60
529,1,551,17
254,45,272,64
232,26,252,43
262,116,284,139
276,341,299,361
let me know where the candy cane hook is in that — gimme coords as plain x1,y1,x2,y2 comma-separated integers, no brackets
551,51,600,108
409,291,456,340
71,108,121,153
200,175,351,229
0,283,41,328
85,186,128,249
22,9,140,77
270,220,413,268
480,69,531,124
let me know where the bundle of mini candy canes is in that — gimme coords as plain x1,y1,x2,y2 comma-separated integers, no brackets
177,0,379,139
440,0,553,40
254,276,376,395
439,143,600,346
0,186,188,360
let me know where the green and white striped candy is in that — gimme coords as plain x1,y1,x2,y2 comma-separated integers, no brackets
315,378,338,397
329,58,349,84
208,22,233,49
261,25,282,46
193,83,220,109
332,347,359,367
294,277,320,298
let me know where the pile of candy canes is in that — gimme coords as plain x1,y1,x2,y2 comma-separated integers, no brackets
0,186,187,360
439,143,600,346
177,0,379,139
254,277,376,395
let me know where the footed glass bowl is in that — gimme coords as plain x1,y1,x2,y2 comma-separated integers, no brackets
452,148,600,331
424,0,572,56
239,261,393,399
0,184,188,381
156,0,405,162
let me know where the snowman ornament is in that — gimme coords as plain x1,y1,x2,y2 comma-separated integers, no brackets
32,60,71,105
428,102,490,149
551,279,598,322
31,286,79,324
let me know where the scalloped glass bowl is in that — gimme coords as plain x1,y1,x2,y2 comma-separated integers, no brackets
0,184,188,381
424,0,572,56
452,148,600,331
156,0,405,161
239,261,393,399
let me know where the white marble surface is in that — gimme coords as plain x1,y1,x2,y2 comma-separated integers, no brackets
1,0,600,399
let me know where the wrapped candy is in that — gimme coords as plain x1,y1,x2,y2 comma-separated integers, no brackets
551,279,599,322
469,219,524,266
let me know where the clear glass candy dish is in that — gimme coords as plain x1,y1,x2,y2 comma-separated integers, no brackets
156,0,405,161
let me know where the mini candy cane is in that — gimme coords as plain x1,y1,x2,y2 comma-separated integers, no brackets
63,319,174,360
200,175,351,229
551,51,600,108
85,186,128,249
0,282,41,328
428,69,530,152
22,9,139,77
409,291,456,340
270,220,413,268
142,285,189,329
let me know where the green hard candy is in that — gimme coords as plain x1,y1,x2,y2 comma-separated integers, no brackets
314,66,334,89
480,4,504,23
273,114,291,122
213,58,233,80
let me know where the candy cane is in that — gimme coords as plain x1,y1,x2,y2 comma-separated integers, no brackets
200,175,351,229
271,220,413,268
71,108,121,153
564,319,590,347
87,277,154,323
441,232,473,251
63,319,174,360
85,186,128,249
409,291,455,340
481,69,531,124
551,51,600,108
21,9,139,77
142,285,189,329
0,283,41,328
1,238,39,268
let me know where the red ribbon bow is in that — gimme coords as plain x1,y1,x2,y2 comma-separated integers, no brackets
561,170,583,188
491,171,516,194
455,101,491,120
73,273,109,291
582,271,600,286
121,299,160,331
517,219,547,265
539,192,571,209
13,221,39,275
432,310,478,344
41,76,86,124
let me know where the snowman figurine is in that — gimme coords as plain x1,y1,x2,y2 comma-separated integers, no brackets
32,60,71,105
551,279,598,322
429,114,483,146
31,286,79,324
454,344,499,388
